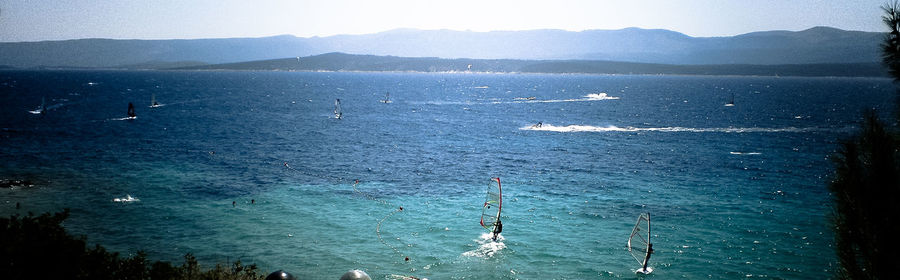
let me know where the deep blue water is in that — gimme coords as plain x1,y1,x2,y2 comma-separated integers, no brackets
0,70,894,279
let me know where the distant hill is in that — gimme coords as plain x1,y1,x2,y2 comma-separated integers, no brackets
0,27,884,69
174,52,888,77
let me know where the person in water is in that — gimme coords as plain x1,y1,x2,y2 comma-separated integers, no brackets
492,219,503,241
127,102,136,118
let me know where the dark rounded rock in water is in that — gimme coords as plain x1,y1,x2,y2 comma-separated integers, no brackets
265,270,297,280
339,269,371,280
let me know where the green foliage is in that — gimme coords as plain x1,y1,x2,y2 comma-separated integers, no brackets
830,112,900,280
0,210,264,280
829,3,900,279
883,1,900,81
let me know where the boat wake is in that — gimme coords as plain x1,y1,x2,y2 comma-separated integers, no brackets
420,93,619,106
522,123,829,133
462,232,505,258
508,93,619,104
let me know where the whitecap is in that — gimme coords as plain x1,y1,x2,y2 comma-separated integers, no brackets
583,92,620,100
461,232,505,258
634,267,653,274
112,194,140,203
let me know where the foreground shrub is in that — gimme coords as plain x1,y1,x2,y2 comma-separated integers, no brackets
0,210,263,280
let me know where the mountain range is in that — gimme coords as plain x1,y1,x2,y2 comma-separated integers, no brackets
0,26,884,69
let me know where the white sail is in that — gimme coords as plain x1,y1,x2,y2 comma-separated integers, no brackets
334,98,342,119
480,177,502,232
627,212,653,274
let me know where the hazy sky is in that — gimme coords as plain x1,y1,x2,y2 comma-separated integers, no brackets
0,0,888,42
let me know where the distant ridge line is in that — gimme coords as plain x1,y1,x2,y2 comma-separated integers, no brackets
0,26,884,69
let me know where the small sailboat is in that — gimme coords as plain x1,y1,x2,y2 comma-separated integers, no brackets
725,92,735,107
126,102,137,120
380,92,392,103
334,99,342,119
149,94,161,108
29,97,46,114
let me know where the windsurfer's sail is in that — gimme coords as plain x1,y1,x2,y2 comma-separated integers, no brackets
480,177,502,232
126,102,136,119
628,212,653,274
29,97,45,114
334,98,342,119
150,94,161,108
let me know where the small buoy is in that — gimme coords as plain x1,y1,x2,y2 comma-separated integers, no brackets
404,256,410,261
340,269,371,280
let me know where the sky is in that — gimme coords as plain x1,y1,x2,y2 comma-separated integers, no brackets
0,0,888,42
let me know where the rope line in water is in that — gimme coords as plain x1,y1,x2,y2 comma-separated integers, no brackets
358,179,409,262
282,161,350,182
352,179,392,205
376,205,406,260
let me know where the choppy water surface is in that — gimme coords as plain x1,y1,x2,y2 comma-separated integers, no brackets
0,70,894,279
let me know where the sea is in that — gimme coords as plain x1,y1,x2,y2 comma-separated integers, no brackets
0,70,895,279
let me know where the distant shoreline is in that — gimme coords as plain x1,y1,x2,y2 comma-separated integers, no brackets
167,53,890,78
169,69,894,79
1,52,890,78
1,67,890,79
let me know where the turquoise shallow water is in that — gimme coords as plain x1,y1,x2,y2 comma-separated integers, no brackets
0,70,895,279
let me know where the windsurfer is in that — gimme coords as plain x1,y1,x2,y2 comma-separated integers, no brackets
127,102,136,118
492,219,503,241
